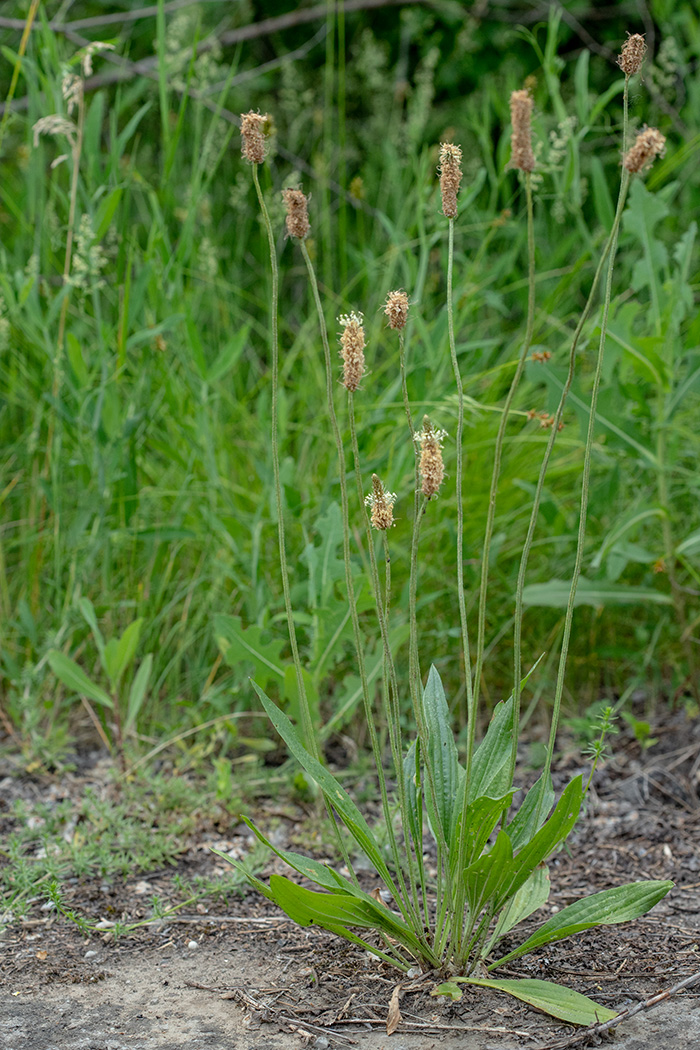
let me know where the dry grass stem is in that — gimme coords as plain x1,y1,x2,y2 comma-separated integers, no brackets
417,417,447,498
339,312,366,392
623,127,666,174
509,89,536,172
282,188,310,239
240,111,268,164
438,143,463,219
365,475,396,531
618,33,646,76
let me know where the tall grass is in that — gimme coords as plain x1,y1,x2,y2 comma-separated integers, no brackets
0,7,698,766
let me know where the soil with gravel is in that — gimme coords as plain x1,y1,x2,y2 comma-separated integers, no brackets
1,712,700,1050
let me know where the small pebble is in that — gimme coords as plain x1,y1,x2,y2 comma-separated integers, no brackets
187,940,198,950
84,950,98,959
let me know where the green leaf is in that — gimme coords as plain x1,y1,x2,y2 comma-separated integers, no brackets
496,777,583,909
78,598,105,664
463,977,617,1025
66,333,89,386
522,577,672,608
252,681,391,885
492,879,673,966
422,665,462,842
112,619,143,688
206,326,250,383
403,740,422,856
47,650,113,709
623,178,670,298
431,981,463,1001
463,830,513,918
215,614,284,691
506,772,555,850
468,697,514,803
94,188,123,241
125,654,152,733
450,792,513,876
484,865,550,955
267,874,423,955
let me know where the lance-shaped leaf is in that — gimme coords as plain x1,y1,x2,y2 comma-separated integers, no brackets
468,696,514,803
422,666,463,842
483,865,550,956
450,792,514,876
491,879,673,967
402,740,423,856
47,651,113,709
268,875,424,957
461,977,617,1026
252,681,391,885
463,830,513,918
506,771,555,850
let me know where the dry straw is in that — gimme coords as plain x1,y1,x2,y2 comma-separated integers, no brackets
509,89,536,172
438,143,463,219
618,33,646,76
385,290,409,330
365,475,397,531
623,127,666,174
282,188,310,239
339,312,366,392
417,417,447,498
240,111,268,164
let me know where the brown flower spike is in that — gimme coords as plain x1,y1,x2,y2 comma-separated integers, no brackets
509,90,536,173
417,416,447,498
339,312,366,392
623,127,666,174
240,111,268,164
618,34,646,77
384,290,409,330
365,475,396,531
438,143,463,219
282,188,310,239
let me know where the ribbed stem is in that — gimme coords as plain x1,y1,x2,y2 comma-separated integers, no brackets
252,167,357,888
300,238,420,929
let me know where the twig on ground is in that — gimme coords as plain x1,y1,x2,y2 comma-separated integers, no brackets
532,970,700,1050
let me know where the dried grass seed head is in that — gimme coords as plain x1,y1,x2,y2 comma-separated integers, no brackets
339,311,366,392
282,188,310,239
384,290,410,330
365,475,397,530
623,127,666,174
240,111,268,164
509,89,536,173
618,33,646,76
417,416,447,498
438,142,463,219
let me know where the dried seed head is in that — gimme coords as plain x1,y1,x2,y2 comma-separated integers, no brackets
509,90,536,173
438,143,463,219
339,312,366,392
282,188,310,239
623,127,666,174
416,416,447,498
618,33,646,77
365,475,397,530
240,111,268,164
384,290,410,330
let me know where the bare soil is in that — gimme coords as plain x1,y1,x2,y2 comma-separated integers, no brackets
1,712,700,1050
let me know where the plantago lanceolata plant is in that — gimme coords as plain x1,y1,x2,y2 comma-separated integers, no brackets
220,43,673,1026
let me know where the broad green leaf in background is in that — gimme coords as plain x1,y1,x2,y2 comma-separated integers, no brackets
522,577,673,608
491,879,673,966
125,654,153,732
105,618,143,690
215,614,284,691
623,179,670,308
462,977,618,1025
47,650,113,709
206,325,251,383
78,597,105,663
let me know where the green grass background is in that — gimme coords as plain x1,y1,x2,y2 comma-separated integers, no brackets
1,0,699,771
